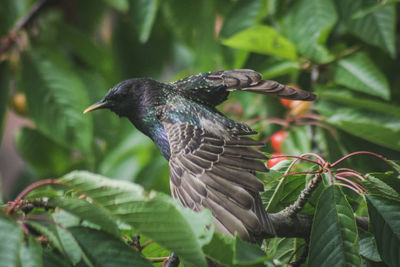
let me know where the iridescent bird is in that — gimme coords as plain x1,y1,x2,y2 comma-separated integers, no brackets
84,69,316,242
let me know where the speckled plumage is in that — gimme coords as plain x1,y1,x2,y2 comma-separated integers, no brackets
85,69,316,242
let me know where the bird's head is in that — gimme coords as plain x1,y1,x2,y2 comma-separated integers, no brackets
84,78,150,118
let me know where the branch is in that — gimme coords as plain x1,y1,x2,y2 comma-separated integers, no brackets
0,0,49,55
269,212,368,239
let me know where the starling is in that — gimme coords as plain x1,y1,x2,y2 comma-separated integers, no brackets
84,69,316,242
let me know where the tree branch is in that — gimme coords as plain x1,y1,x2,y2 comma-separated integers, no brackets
269,212,368,239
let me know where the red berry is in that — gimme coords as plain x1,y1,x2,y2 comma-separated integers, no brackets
270,130,287,153
267,154,287,168
280,99,293,108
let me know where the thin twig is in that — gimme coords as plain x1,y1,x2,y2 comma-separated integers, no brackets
0,0,49,55
330,151,389,167
7,179,62,214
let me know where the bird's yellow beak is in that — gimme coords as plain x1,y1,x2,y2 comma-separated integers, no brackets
83,100,108,114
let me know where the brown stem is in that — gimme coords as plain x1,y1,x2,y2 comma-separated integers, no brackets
268,212,368,239
0,0,49,55
271,154,323,167
7,179,62,214
284,174,323,218
330,151,389,167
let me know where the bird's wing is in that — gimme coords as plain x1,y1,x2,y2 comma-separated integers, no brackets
172,69,316,106
163,122,274,241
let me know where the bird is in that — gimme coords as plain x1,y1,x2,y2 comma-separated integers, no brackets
84,69,316,243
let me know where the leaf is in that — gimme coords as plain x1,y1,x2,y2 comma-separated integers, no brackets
266,238,305,263
233,235,269,265
280,0,337,63
219,0,267,39
334,52,390,100
316,101,400,151
317,89,400,118
366,195,400,267
202,233,236,267
308,186,361,267
362,174,400,200
130,0,159,43
25,220,64,253
336,0,396,58
59,171,213,267
58,23,113,75
0,61,9,140
358,229,381,262
49,197,121,237
52,212,84,265
261,60,300,80
21,49,93,154
282,126,312,155
69,227,152,267
15,127,73,177
222,25,297,60
19,236,44,267
98,131,155,180
0,216,23,266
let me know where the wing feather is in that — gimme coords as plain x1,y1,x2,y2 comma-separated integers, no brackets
164,122,275,241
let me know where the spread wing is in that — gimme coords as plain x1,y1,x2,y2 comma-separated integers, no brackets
163,122,275,241
171,69,316,106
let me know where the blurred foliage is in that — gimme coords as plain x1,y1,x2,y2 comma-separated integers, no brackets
0,0,399,266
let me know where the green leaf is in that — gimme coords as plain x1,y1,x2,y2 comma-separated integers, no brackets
219,0,267,39
334,52,390,100
59,171,213,267
336,0,396,58
316,101,400,151
21,49,93,154
52,213,84,265
15,127,73,177
233,235,269,265
261,60,300,80
98,131,154,180
280,0,337,63
308,186,361,267
366,195,400,267
0,61,9,140
25,220,64,253
202,233,236,267
130,0,159,43
0,216,23,266
265,174,305,213
389,160,400,174
282,126,312,155
20,236,44,267
69,226,152,267
222,25,297,60
49,197,121,237
317,89,400,118
266,238,305,263
59,23,112,75
362,174,400,200
358,229,381,262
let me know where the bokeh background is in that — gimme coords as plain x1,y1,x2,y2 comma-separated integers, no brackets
1,0,399,201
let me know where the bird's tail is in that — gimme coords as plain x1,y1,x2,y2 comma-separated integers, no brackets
215,69,316,101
